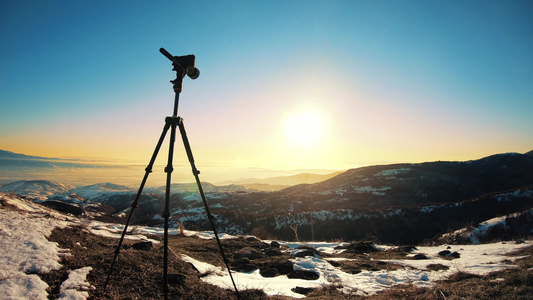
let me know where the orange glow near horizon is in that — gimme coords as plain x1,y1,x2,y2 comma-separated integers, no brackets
1,2,532,186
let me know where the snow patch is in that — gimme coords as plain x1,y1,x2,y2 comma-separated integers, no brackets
58,267,93,299
354,186,391,195
374,168,410,177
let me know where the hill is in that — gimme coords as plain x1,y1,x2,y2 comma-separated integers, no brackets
170,152,533,243
0,180,75,200
229,171,344,189
1,192,533,299
2,152,532,244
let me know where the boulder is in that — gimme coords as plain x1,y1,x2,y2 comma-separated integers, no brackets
234,247,262,260
276,261,294,275
131,241,153,251
231,257,250,266
413,253,428,260
264,248,283,256
292,249,315,258
234,264,258,273
292,286,315,295
344,242,379,254
438,250,460,259
259,267,278,278
450,251,461,258
288,270,319,280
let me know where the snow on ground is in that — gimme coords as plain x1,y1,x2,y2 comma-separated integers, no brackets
386,242,530,279
191,252,432,298
86,221,236,242
58,267,94,299
0,193,93,300
191,240,532,298
439,208,533,244
1,192,533,299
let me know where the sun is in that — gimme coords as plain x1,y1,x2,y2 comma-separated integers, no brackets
282,108,326,148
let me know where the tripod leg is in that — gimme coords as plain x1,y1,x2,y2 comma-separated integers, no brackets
162,116,180,299
177,118,241,299
103,118,171,293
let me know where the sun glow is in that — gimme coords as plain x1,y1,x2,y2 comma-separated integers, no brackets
282,108,326,149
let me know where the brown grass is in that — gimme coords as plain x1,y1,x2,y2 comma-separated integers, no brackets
40,225,533,300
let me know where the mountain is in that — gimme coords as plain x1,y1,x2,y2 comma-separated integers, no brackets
230,171,344,187
2,152,533,244
0,149,53,160
175,152,533,243
70,182,134,200
0,180,75,200
276,152,533,210
0,149,102,169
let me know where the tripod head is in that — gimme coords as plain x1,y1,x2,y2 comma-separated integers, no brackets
160,48,200,79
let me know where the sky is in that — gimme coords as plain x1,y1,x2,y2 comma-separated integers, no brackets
1,0,532,183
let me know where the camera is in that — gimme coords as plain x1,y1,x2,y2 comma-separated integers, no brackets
159,48,200,79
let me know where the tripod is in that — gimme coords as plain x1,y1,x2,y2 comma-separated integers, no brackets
103,48,239,299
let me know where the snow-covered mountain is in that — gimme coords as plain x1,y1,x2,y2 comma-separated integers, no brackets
70,183,134,200
0,180,75,200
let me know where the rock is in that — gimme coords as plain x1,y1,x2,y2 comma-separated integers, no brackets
427,264,449,271
231,257,250,266
234,247,262,260
292,286,315,295
414,253,428,260
398,245,418,253
276,261,294,275
438,250,460,259
270,241,281,248
131,241,153,251
245,236,260,242
292,249,315,258
346,267,362,274
450,251,461,258
296,245,320,256
288,270,319,280
259,267,278,278
234,264,258,273
264,248,283,256
344,242,379,254
327,260,341,267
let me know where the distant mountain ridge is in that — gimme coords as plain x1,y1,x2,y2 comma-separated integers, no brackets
230,171,344,187
0,149,100,170
0,180,75,200
0,150,53,160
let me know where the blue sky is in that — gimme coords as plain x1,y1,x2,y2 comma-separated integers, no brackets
1,0,532,182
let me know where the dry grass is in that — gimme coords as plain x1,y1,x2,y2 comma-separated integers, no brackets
42,226,264,299
40,225,533,300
